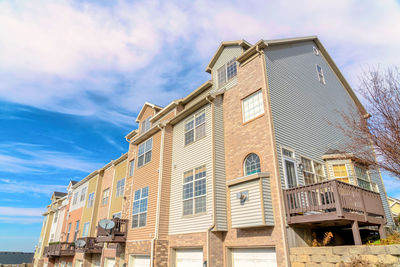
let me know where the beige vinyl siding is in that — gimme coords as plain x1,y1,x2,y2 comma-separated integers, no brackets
213,96,227,231
262,178,274,225
229,179,263,228
169,104,213,234
211,46,243,93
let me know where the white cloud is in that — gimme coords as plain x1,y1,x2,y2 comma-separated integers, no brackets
0,0,399,124
0,179,66,195
0,207,45,217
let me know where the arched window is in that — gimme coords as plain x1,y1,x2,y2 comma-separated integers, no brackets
244,153,261,175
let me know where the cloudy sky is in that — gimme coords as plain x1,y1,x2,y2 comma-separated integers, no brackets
0,0,400,251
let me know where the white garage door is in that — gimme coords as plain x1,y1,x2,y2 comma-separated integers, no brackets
128,255,150,267
176,249,203,267
232,248,277,267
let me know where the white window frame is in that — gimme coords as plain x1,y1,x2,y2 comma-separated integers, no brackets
116,178,126,197
82,222,90,237
132,187,149,228
137,138,153,168
72,192,79,205
129,160,135,176
354,165,372,190
184,110,206,146
101,188,110,206
80,187,87,202
140,116,152,134
313,46,319,55
217,57,237,88
242,90,265,123
300,156,326,185
316,64,326,84
332,164,349,180
182,165,207,216
87,192,94,208
281,147,299,189
73,220,80,241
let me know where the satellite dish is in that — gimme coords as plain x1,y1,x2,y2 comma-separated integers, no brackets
75,239,86,248
99,219,115,230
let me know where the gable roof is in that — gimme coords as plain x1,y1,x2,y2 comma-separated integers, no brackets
205,40,252,73
53,192,67,198
236,36,368,116
136,102,163,123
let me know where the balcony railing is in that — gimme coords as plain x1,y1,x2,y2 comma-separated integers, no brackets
96,218,128,243
75,237,102,254
283,179,385,225
43,242,75,257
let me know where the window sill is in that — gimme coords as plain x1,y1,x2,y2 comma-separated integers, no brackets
137,161,152,169
184,135,207,148
242,113,265,126
181,212,207,219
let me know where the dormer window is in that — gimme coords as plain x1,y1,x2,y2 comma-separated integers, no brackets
217,58,237,88
141,116,152,134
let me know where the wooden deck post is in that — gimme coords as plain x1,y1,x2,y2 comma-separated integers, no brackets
332,180,343,217
351,221,362,245
379,224,387,239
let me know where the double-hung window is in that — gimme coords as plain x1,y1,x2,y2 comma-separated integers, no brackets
242,90,264,123
80,187,86,202
73,220,80,241
116,178,125,197
53,211,58,223
301,157,326,185
217,58,237,87
141,116,152,134
354,165,371,190
102,188,110,206
132,187,148,228
72,192,79,205
66,223,71,242
82,222,90,237
129,160,135,176
138,138,152,167
87,192,94,208
184,110,206,145
183,165,207,216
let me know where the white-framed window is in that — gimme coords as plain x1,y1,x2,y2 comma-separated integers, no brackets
82,222,90,237
87,192,94,208
316,64,326,84
132,187,149,228
116,178,125,197
80,187,87,202
184,110,206,146
282,148,298,188
217,58,237,87
141,116,152,134
53,210,58,223
72,192,79,205
313,46,319,55
101,188,110,206
66,223,71,242
129,160,135,176
242,90,264,123
332,164,349,183
354,165,371,190
244,153,261,176
300,157,326,185
73,220,80,241
138,138,152,167
183,165,207,216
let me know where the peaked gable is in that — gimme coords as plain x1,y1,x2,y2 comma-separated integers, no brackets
136,102,163,123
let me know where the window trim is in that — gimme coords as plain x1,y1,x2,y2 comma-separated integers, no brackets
82,222,90,238
300,156,326,185
217,57,237,88
182,165,207,217
129,160,135,177
132,186,149,228
101,188,110,206
80,187,87,202
140,116,152,134
313,46,319,55
184,109,206,146
137,137,153,168
116,178,126,198
87,192,95,208
241,89,265,124
332,164,349,183
243,153,261,176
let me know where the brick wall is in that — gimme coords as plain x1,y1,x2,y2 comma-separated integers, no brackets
290,245,400,266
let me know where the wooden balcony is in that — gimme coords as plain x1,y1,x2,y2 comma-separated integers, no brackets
75,237,102,254
96,218,128,243
283,180,386,244
43,242,75,257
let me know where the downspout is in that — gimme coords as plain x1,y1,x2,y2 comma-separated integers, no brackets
257,43,290,267
205,95,216,267
151,124,165,267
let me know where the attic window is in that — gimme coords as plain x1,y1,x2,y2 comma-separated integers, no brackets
141,116,152,134
217,58,237,88
316,64,326,84
313,46,319,55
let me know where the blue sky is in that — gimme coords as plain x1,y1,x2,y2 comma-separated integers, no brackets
0,0,400,252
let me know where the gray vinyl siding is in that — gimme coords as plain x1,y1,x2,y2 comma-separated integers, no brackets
264,41,394,225
213,96,228,231
262,178,274,226
169,104,213,234
230,179,263,228
211,46,243,94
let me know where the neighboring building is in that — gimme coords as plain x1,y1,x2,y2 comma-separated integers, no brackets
0,252,34,264
34,36,394,267
388,196,400,221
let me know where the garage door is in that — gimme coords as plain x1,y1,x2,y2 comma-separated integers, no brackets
176,249,203,267
128,255,150,267
232,248,277,267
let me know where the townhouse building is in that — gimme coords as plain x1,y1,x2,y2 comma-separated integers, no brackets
34,36,394,267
